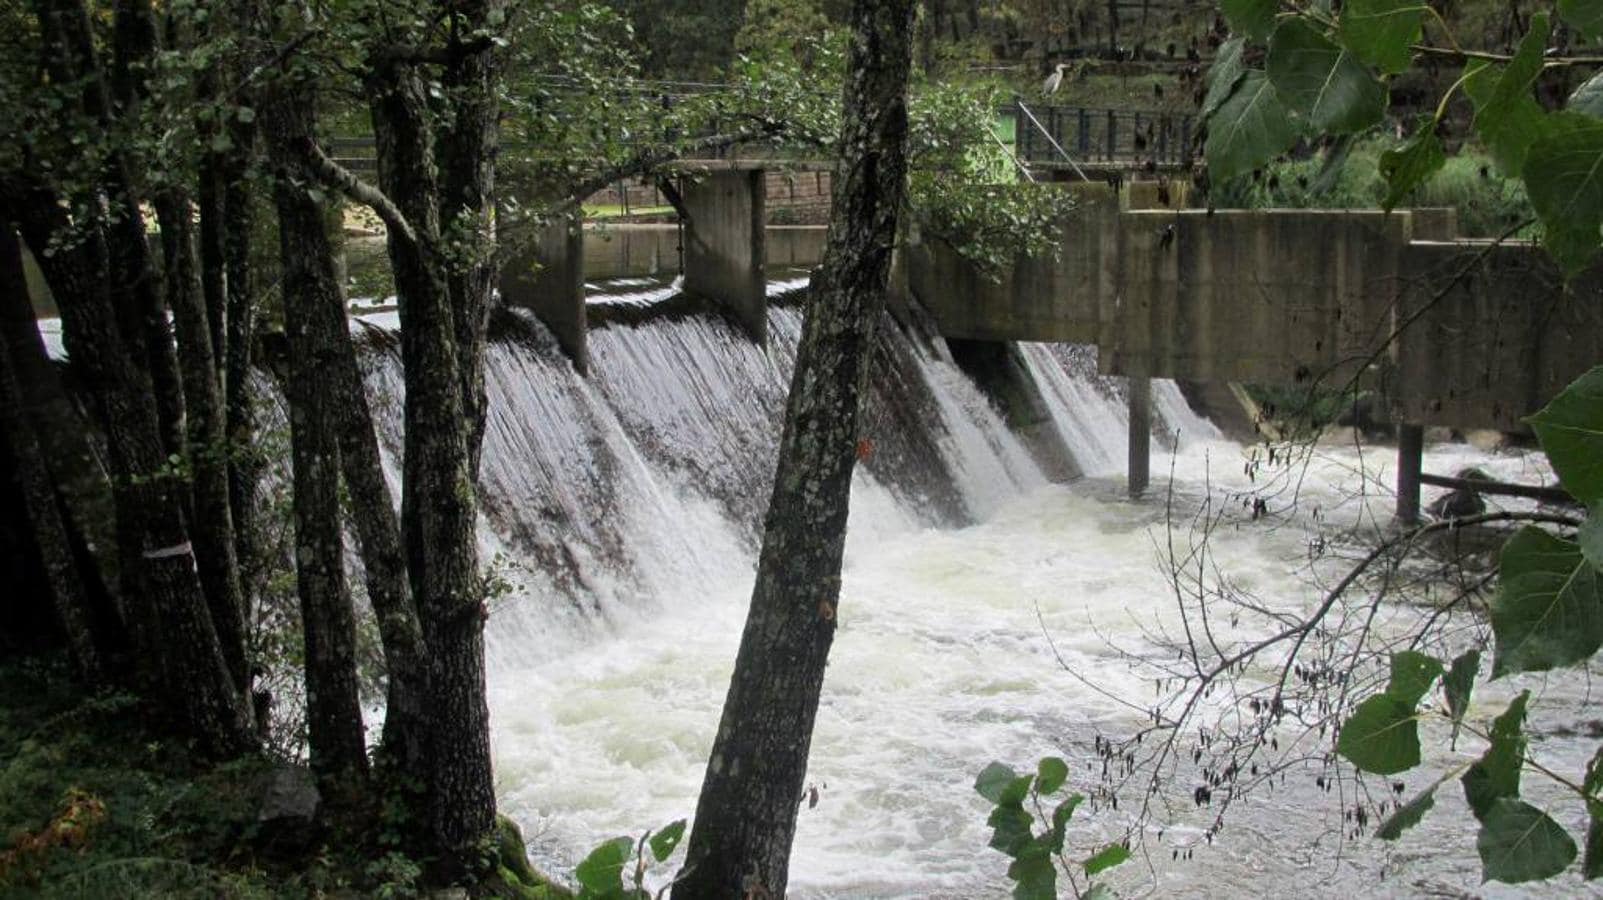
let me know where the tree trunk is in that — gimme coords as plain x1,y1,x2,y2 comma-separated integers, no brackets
0,228,104,682
155,190,251,692
674,1,914,895
261,86,372,784
368,57,496,859
19,0,256,757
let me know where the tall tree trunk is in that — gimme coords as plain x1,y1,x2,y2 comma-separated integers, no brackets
0,228,104,682
261,86,371,784
674,1,914,895
21,0,256,756
155,190,251,692
369,57,496,858
438,0,503,473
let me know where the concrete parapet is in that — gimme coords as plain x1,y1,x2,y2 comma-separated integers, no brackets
1102,209,1410,386
500,211,588,373
682,170,767,342
1392,242,1603,430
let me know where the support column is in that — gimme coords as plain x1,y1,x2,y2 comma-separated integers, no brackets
681,169,767,343
1397,423,1423,523
1128,369,1151,498
499,211,587,373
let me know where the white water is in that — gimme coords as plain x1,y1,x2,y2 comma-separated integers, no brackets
336,279,1598,898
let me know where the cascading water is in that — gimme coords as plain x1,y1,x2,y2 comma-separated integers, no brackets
339,257,1586,898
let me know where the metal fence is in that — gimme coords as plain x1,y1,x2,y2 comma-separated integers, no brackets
1009,102,1193,168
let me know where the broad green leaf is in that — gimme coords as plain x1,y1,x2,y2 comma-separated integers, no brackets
1205,71,1301,181
1574,72,1603,119
1379,118,1445,211
1048,793,1085,852
1529,366,1603,507
649,819,685,863
1586,746,1603,797
1462,692,1530,820
1491,527,1603,676
1444,649,1480,748
1464,14,1551,175
1007,852,1056,900
1084,842,1131,876
1340,0,1423,74
1202,38,1248,122
1586,800,1603,879
574,836,634,893
1477,798,1578,883
1387,650,1444,706
1267,19,1387,133
1376,786,1436,839
1583,513,1603,572
976,762,1020,803
1036,757,1069,795
1083,885,1114,900
1222,0,1278,41
1337,694,1420,775
988,804,1035,855
1524,113,1603,274
1560,0,1603,42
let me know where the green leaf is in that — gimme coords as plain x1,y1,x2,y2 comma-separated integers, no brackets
649,819,685,863
1376,786,1436,839
1222,0,1278,41
1387,650,1444,706
1560,0,1603,42
976,762,1020,803
1205,70,1301,181
1529,368,1603,507
1444,649,1480,748
1047,793,1085,852
1465,14,1551,175
1586,746,1603,797
1202,38,1248,121
574,836,634,893
235,106,255,124
1036,757,1069,795
1462,692,1529,820
1337,694,1420,775
1084,843,1131,876
1378,118,1446,211
1586,800,1603,879
987,804,1036,855
1491,527,1603,676
1083,885,1114,900
1340,0,1424,74
1582,513,1603,573
1477,798,1578,884
1267,19,1387,133
1007,852,1056,900
1524,113,1603,274
1573,72,1603,119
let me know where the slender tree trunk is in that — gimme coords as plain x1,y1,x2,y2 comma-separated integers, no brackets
0,228,104,682
369,58,495,858
674,2,914,895
260,85,371,784
438,0,503,473
155,191,251,692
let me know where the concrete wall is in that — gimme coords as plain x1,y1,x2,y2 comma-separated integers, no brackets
682,170,767,342
499,212,588,373
1392,242,1603,430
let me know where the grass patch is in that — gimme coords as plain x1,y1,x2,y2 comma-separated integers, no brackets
581,204,676,219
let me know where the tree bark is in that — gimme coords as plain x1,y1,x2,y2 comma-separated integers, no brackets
0,228,104,682
674,1,914,895
260,84,371,784
368,56,495,859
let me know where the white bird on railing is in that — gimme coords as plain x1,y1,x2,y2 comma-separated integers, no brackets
1042,62,1069,95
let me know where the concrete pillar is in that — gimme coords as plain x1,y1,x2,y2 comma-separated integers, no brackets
682,170,767,343
1396,423,1423,524
1128,369,1151,498
500,211,587,373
